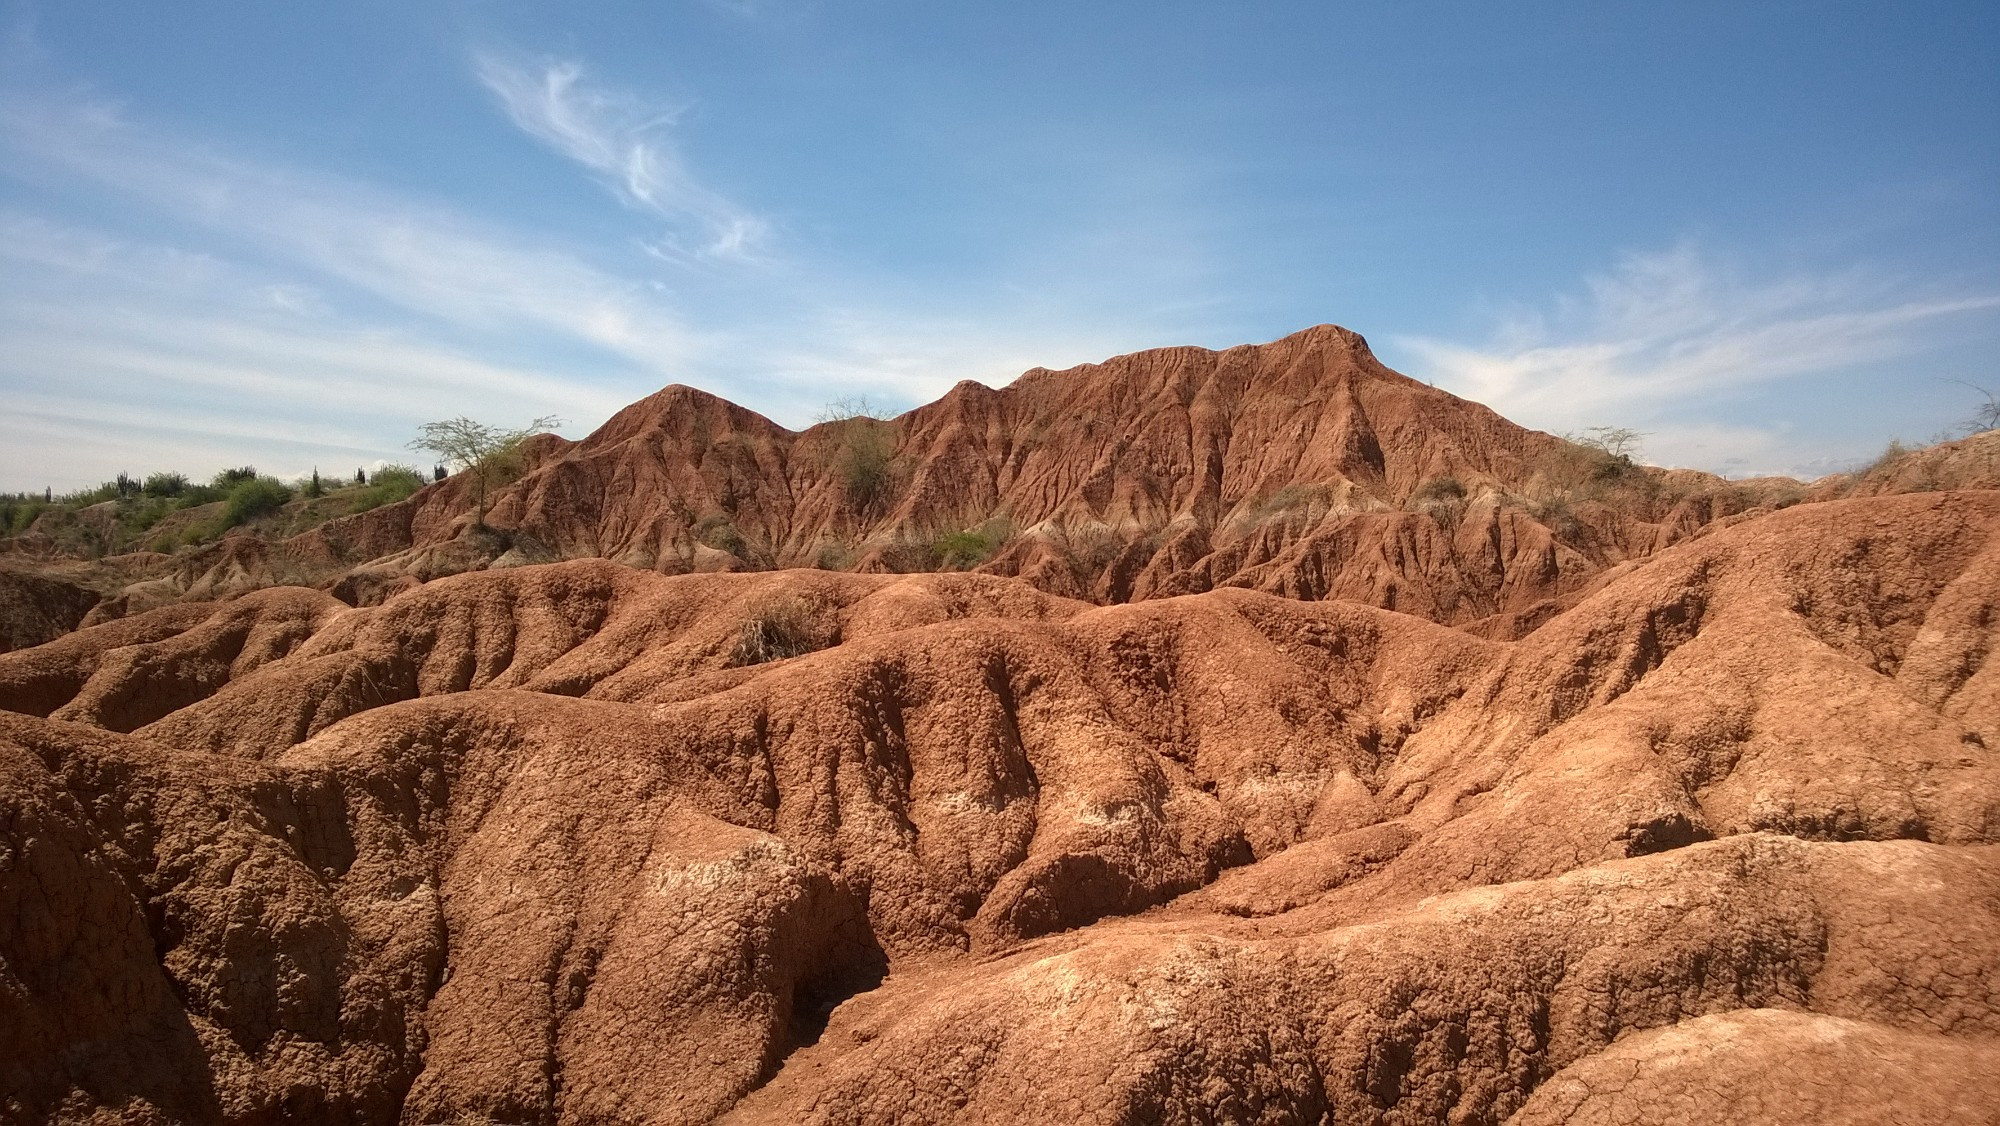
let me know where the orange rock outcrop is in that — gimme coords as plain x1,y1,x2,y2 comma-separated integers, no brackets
1,329,1997,1124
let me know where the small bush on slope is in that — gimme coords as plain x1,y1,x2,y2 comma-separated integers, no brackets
832,419,898,514
728,594,840,666
1412,475,1470,526
695,515,752,560
935,519,1014,570
142,472,187,498
219,477,293,531
350,465,427,513
1412,476,1467,504
1236,483,1336,528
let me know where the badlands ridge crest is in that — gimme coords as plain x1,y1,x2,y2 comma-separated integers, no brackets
2,326,1998,1124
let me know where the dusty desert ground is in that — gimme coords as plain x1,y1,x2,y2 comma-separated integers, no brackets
4,327,1997,1124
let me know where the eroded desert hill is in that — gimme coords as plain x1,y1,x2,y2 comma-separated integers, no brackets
2,479,1998,1122
7,324,1901,642
3,327,1999,1124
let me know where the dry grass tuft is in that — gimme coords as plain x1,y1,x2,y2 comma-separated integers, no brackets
728,593,841,666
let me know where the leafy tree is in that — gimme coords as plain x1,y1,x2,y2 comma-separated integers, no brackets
1570,426,1644,459
408,415,562,526
813,395,889,424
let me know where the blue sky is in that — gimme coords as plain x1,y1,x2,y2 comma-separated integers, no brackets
2,0,1996,490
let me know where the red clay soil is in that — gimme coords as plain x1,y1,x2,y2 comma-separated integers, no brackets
0,570,99,654
1,479,1996,1123
5,330,2000,1123
33,325,1878,637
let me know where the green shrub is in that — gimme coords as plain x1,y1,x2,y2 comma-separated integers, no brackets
177,518,222,548
812,540,855,570
1411,475,1470,526
813,396,887,424
61,482,122,506
1589,453,1638,482
142,471,188,498
212,466,259,489
1766,484,1806,510
933,518,1013,569
935,530,992,568
350,465,427,513
1,498,48,536
177,484,224,508
831,420,897,512
1528,495,1584,543
116,497,177,537
1269,483,1328,510
219,476,292,529
694,514,750,559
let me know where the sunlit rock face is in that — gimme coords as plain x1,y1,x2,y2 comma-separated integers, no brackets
3,329,1999,1124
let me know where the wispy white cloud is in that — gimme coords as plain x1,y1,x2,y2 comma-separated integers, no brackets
0,80,1185,487
0,91,703,372
1398,244,2000,476
0,210,639,488
475,54,770,263
0,53,1216,488
698,0,809,19
0,77,718,488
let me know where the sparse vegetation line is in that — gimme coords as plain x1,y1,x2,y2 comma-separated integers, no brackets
409,415,563,527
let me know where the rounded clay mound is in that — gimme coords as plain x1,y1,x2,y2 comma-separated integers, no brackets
1,332,1997,1123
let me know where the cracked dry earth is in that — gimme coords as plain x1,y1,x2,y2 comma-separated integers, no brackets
2,489,1998,1124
